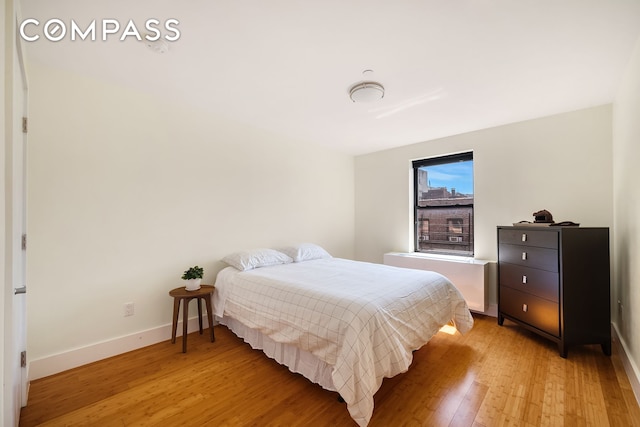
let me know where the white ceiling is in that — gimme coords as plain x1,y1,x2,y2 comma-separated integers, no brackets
19,0,640,155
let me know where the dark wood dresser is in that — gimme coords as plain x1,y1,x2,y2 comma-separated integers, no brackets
497,225,611,357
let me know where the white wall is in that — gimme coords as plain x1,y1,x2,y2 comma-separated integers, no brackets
26,62,354,372
354,105,614,306
612,35,640,394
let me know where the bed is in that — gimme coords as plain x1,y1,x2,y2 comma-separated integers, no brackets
212,244,474,426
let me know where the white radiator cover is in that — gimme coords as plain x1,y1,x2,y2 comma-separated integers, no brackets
383,252,490,313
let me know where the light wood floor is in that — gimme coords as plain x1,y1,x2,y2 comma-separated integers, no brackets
20,314,640,426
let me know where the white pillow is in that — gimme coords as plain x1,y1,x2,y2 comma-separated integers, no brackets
222,248,293,271
278,243,332,262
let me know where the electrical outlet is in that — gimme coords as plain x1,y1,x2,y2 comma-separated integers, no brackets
124,302,134,317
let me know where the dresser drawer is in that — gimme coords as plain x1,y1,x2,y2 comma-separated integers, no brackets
498,228,558,249
498,244,558,272
499,287,559,336
499,264,559,302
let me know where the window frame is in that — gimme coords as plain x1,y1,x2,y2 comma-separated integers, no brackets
412,151,474,256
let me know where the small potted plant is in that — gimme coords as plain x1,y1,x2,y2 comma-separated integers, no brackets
182,265,204,291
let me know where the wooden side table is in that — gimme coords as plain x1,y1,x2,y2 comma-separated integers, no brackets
169,285,215,353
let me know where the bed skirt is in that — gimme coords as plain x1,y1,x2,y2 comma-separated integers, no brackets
218,315,337,392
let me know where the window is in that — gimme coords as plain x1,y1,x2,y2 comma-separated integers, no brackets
447,218,463,234
413,152,474,256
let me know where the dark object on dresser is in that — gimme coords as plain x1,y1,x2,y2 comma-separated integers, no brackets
533,209,554,223
497,226,611,358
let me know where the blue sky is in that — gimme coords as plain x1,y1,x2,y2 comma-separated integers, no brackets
421,160,474,194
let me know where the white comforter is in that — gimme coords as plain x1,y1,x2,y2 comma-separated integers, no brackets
213,258,474,426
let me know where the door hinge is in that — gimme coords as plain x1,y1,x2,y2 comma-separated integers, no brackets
21,351,27,368
22,117,28,133
22,234,27,251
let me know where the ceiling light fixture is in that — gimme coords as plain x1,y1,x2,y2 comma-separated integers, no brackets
349,70,385,103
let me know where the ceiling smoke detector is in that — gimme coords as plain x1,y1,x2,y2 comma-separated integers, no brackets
349,70,385,102
145,37,169,54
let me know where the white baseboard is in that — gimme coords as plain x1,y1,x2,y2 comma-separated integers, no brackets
30,314,637,413
28,316,207,381
27,302,498,382
612,322,640,405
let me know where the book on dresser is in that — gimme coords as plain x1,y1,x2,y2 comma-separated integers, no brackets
497,225,611,358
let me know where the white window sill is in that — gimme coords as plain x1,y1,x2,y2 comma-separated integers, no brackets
386,252,490,265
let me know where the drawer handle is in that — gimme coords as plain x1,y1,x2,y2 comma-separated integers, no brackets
521,233,527,242
522,304,528,312
522,252,527,260
522,275,527,284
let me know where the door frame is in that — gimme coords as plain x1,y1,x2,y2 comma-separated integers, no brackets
0,0,7,421
2,0,29,425
15,2,29,406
